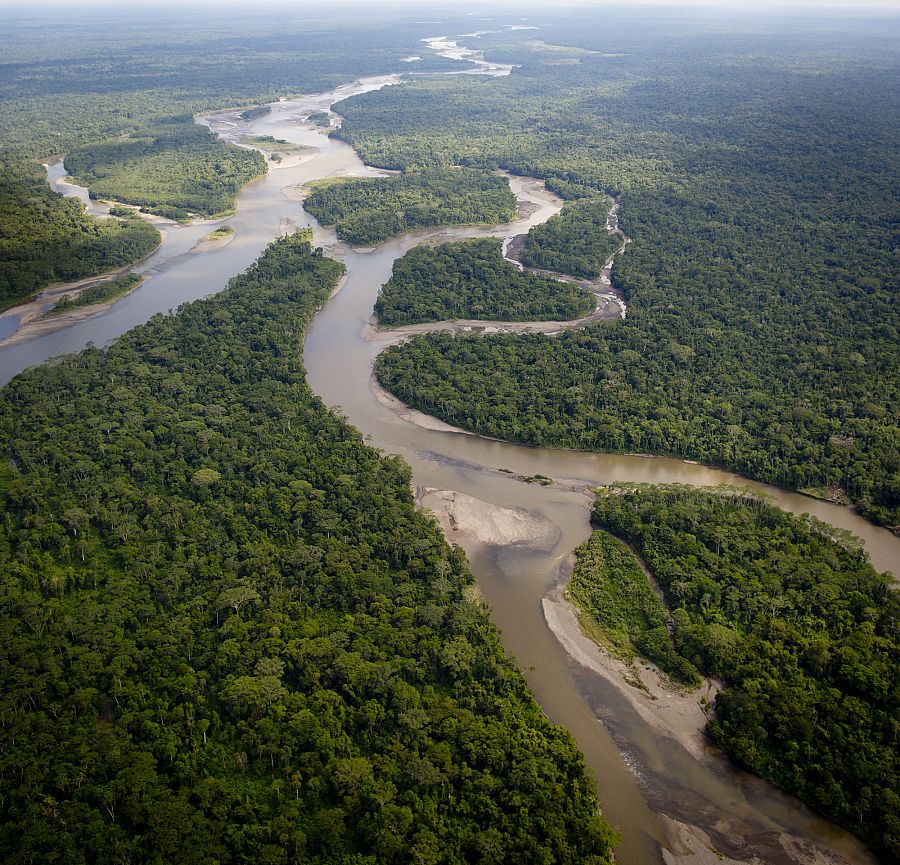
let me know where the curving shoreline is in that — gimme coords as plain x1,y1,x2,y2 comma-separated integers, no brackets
0,243,162,349
2,51,891,865
362,194,628,347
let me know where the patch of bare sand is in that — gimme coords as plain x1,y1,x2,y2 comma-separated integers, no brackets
658,814,863,865
659,815,764,865
371,376,476,435
542,581,718,763
418,487,560,551
1,292,131,348
190,231,236,254
0,258,158,348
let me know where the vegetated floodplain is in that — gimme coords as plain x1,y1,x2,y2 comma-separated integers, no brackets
0,159,160,309
303,169,517,246
375,238,594,326
341,23,900,528
0,11,472,306
239,135,311,164
568,531,700,686
238,105,271,122
0,231,615,864
45,273,143,315
64,119,267,222
0,13,474,159
581,484,898,860
517,198,622,280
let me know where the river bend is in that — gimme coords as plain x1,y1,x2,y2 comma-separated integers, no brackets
0,54,895,865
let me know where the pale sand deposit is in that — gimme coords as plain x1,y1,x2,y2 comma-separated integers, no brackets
254,147,319,170
413,484,861,865
372,376,476,435
543,565,862,865
0,265,154,349
543,580,718,763
417,487,560,551
189,230,237,255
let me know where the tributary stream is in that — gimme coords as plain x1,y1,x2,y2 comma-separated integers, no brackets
0,54,896,865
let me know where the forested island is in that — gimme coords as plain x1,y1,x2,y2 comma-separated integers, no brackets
375,238,594,325
1,6,898,863
349,35,899,526
303,169,516,246
239,105,271,122
0,232,615,863
575,485,898,859
0,14,471,308
45,273,143,315
65,119,267,222
516,199,621,280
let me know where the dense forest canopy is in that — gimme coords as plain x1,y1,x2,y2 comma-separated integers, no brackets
304,170,516,247
65,119,267,221
1,8,898,862
0,232,615,864
348,25,900,526
517,199,621,281
582,485,899,859
0,158,160,308
568,531,701,687
375,238,594,326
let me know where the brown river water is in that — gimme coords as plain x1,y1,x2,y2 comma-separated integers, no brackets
0,59,895,865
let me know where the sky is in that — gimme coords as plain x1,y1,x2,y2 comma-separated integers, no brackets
0,0,897,6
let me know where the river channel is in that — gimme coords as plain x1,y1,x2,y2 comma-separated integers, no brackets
0,51,896,865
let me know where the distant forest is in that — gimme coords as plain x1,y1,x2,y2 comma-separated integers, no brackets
0,12,469,304
347,28,899,526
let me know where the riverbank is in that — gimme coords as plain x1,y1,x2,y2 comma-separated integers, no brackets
362,193,627,343
413,485,862,865
371,375,477,434
3,48,893,865
0,241,162,349
543,566,718,764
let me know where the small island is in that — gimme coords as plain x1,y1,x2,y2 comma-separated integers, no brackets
304,168,516,246
307,110,331,127
239,134,317,164
44,273,143,316
64,119,267,223
238,105,271,122
203,224,235,241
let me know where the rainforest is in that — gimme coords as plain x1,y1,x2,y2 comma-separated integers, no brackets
0,5,897,865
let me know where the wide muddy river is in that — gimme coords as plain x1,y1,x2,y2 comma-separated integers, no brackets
1,57,895,865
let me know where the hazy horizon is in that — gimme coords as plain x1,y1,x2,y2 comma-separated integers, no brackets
0,0,898,8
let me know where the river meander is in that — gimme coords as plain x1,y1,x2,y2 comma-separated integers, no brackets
0,62,895,865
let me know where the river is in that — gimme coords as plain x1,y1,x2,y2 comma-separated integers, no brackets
0,52,895,865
